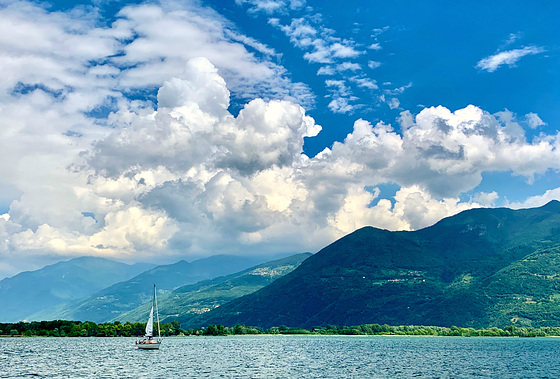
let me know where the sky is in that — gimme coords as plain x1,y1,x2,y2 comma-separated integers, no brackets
0,0,559,279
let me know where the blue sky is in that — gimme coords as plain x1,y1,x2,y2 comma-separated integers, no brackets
224,1,559,167
0,0,558,278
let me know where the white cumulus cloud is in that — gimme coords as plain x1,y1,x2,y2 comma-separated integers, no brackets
525,112,546,129
472,191,499,206
1,1,559,281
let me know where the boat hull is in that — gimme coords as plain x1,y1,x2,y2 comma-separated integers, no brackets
137,342,161,350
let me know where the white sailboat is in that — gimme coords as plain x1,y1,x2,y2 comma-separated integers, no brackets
136,284,162,350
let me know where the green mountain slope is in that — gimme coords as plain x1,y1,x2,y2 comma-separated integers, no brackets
0,257,154,322
117,253,312,324
184,201,560,329
471,245,560,327
30,255,267,323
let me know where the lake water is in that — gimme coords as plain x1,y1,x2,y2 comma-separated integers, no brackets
1,336,559,378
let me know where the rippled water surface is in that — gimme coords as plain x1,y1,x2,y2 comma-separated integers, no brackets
2,336,560,378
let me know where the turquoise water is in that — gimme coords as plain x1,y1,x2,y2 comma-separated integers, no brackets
1,336,559,378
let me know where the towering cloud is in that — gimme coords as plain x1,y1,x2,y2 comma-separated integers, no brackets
0,1,558,280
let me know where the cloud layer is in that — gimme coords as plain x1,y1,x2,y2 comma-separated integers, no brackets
0,1,558,279
4,54,560,274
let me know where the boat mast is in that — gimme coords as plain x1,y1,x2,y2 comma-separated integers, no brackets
154,284,161,340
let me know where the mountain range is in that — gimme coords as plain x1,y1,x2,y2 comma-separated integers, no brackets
4,201,560,329
28,255,269,323
0,257,154,322
117,253,312,324
183,201,560,329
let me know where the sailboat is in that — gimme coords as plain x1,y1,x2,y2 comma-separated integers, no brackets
136,284,162,350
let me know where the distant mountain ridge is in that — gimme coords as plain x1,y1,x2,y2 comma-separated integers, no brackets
29,255,271,323
117,253,312,324
0,257,155,322
184,201,560,329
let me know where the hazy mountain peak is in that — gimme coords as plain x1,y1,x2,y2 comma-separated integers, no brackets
0,257,155,322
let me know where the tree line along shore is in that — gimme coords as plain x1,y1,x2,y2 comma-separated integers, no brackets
2,320,560,338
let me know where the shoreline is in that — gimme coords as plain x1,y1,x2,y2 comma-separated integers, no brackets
3,333,557,339
3,320,557,338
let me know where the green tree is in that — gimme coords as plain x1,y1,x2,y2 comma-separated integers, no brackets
204,324,219,336
233,324,246,335
216,324,227,335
